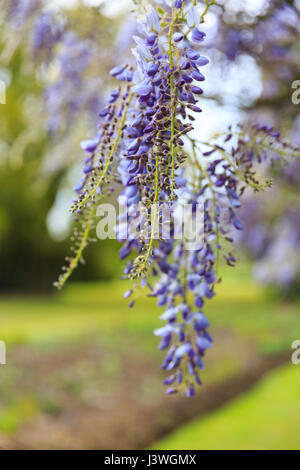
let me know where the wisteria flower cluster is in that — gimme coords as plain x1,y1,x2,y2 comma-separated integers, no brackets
238,157,300,290
205,0,300,290
55,0,300,397
189,0,300,290
2,0,105,137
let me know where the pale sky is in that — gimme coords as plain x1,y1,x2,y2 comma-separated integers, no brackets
49,0,132,17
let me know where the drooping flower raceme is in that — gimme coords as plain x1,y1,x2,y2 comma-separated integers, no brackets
56,0,300,397
32,11,62,63
3,0,105,138
204,0,300,291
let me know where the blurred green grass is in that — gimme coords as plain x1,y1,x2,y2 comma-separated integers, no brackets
0,263,299,444
153,364,300,450
0,263,299,355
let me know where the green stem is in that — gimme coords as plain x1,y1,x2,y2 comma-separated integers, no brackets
236,131,300,160
191,140,220,276
260,142,300,159
143,153,160,267
201,1,217,22
56,203,96,289
200,141,271,190
168,7,177,199
74,91,134,212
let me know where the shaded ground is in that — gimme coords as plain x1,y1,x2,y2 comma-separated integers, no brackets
0,266,299,449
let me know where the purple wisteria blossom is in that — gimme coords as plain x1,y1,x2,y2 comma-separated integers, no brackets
3,0,105,138
32,11,62,62
5,0,42,28
56,0,300,397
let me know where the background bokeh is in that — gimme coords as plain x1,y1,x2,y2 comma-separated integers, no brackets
0,0,299,450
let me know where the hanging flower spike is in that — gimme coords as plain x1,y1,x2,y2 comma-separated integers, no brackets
55,0,300,397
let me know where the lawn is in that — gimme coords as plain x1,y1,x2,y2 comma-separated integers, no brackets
0,263,299,355
0,263,299,448
153,364,300,450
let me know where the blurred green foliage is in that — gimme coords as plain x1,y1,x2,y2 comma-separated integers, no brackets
0,5,122,292
0,47,66,291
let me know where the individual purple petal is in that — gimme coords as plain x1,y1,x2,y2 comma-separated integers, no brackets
192,86,203,95
127,139,140,153
192,69,205,81
193,313,210,331
196,335,213,350
166,387,178,395
195,296,204,308
196,357,205,370
160,307,178,321
124,290,133,299
132,84,152,96
187,49,200,61
124,185,139,199
180,58,190,70
195,375,202,386
182,73,193,84
175,343,191,359
99,109,108,118
189,105,202,113
146,62,159,76
146,33,157,46
186,384,196,398
233,218,243,230
154,325,174,337
164,375,176,385
173,32,184,42
192,28,206,43
227,188,241,208
110,64,127,77
145,7,160,34
201,282,215,299
177,370,183,384
119,245,130,260
73,178,85,193
175,0,183,8
80,138,99,153
159,333,172,350
195,56,209,66
83,164,93,174
157,295,167,307
187,7,200,28
109,88,120,103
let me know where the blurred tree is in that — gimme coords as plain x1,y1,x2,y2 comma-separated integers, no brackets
0,47,65,291
0,2,122,291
